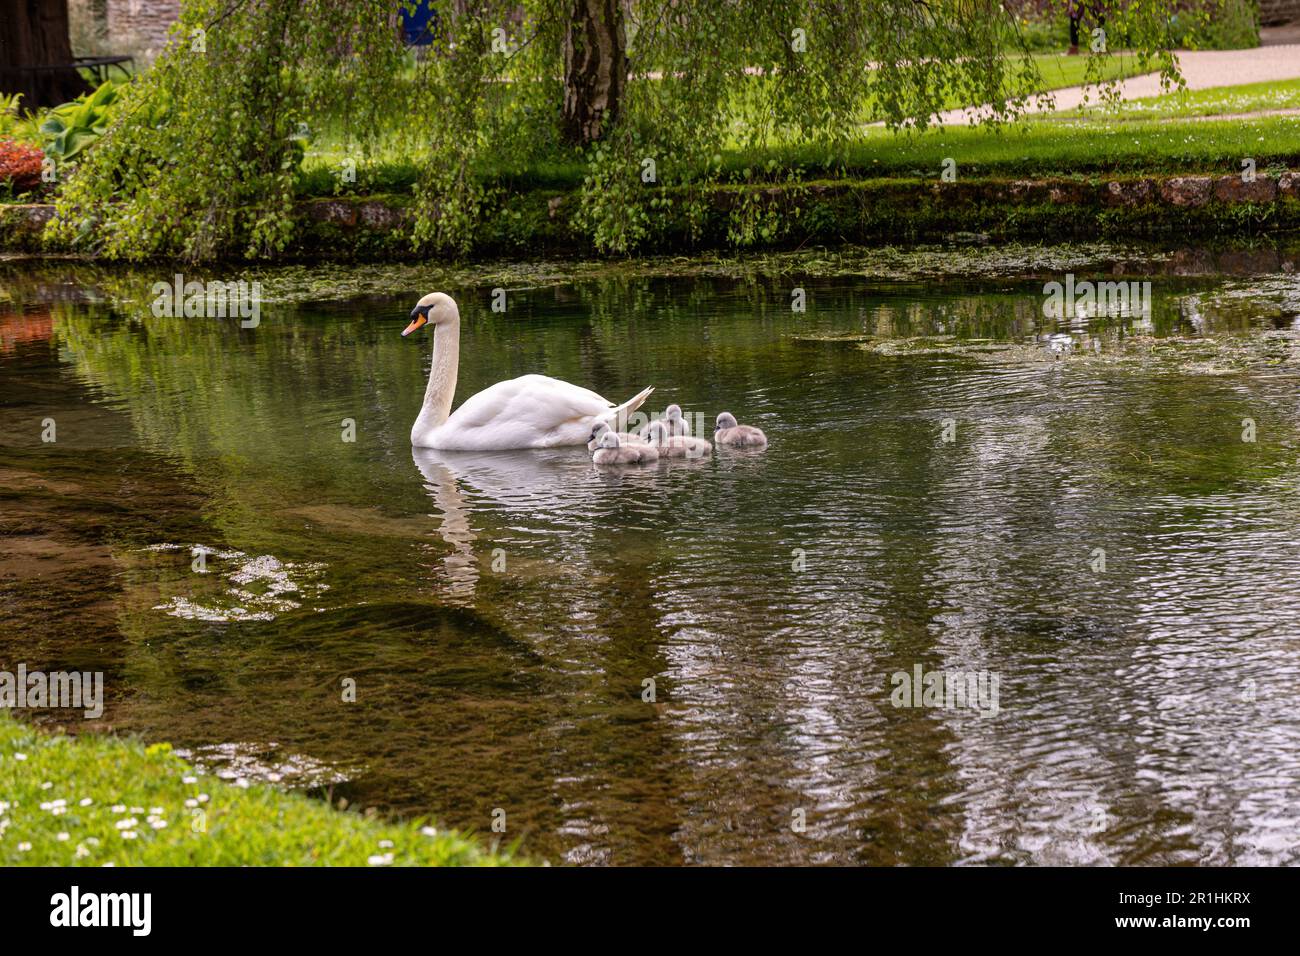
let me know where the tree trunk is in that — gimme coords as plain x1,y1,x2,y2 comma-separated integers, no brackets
0,0,91,108
561,0,626,147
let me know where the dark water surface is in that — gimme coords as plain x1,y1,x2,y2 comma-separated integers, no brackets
3,250,1300,865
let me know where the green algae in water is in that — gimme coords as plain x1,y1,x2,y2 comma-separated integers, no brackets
7,238,1298,311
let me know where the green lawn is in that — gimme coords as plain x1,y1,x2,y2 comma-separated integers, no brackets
0,714,519,866
297,112,1300,197
1065,77,1300,120
781,114,1300,179
1026,51,1152,93
826,51,1150,124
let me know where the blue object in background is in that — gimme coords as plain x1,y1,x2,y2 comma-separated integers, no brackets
400,1,439,47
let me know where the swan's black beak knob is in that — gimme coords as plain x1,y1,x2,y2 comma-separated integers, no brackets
403,305,430,337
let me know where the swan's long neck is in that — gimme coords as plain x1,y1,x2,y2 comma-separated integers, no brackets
418,314,460,432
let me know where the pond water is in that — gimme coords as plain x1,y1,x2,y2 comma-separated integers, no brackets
2,245,1300,865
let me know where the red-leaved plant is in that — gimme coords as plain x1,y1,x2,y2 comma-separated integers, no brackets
0,139,46,196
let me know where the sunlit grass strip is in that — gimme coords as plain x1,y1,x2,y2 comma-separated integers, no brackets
297,114,1300,196
1023,52,1149,93
1061,78,1300,120
794,115,1300,178
0,714,520,866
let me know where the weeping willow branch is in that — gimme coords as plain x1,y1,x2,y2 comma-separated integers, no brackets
50,0,1183,261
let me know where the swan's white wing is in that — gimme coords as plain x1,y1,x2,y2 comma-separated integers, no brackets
432,375,615,450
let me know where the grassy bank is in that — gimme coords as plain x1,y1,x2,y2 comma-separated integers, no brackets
283,104,1300,259
0,713,518,866
6,89,1298,260
295,112,1300,200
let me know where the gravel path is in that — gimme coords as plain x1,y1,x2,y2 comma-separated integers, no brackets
935,44,1300,125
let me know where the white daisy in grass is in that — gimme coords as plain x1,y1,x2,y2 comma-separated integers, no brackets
378,839,394,848
367,853,394,866
182,776,197,785
75,845,90,859
111,804,126,814
14,753,27,761
115,818,138,830
56,833,69,842
79,798,92,807
184,799,198,809
120,831,138,840
17,842,31,852
420,827,437,837
40,782,52,790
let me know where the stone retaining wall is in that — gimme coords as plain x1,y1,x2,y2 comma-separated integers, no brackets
106,0,181,55
1260,0,1300,25
4,172,1298,259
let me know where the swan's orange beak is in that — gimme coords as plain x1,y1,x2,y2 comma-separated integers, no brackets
402,312,428,337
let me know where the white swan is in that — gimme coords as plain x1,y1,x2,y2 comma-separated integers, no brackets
405,292,654,450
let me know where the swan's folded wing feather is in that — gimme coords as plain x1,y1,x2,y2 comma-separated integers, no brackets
524,374,614,411
443,375,614,448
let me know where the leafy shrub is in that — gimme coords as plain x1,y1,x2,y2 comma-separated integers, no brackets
38,81,120,163
54,0,407,261
1010,15,1072,52
0,94,23,137
0,94,46,147
1010,0,1259,52
1171,0,1260,49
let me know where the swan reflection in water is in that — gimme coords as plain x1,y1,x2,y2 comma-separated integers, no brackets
411,446,664,603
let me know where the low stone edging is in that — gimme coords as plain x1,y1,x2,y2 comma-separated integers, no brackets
3,171,1298,260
